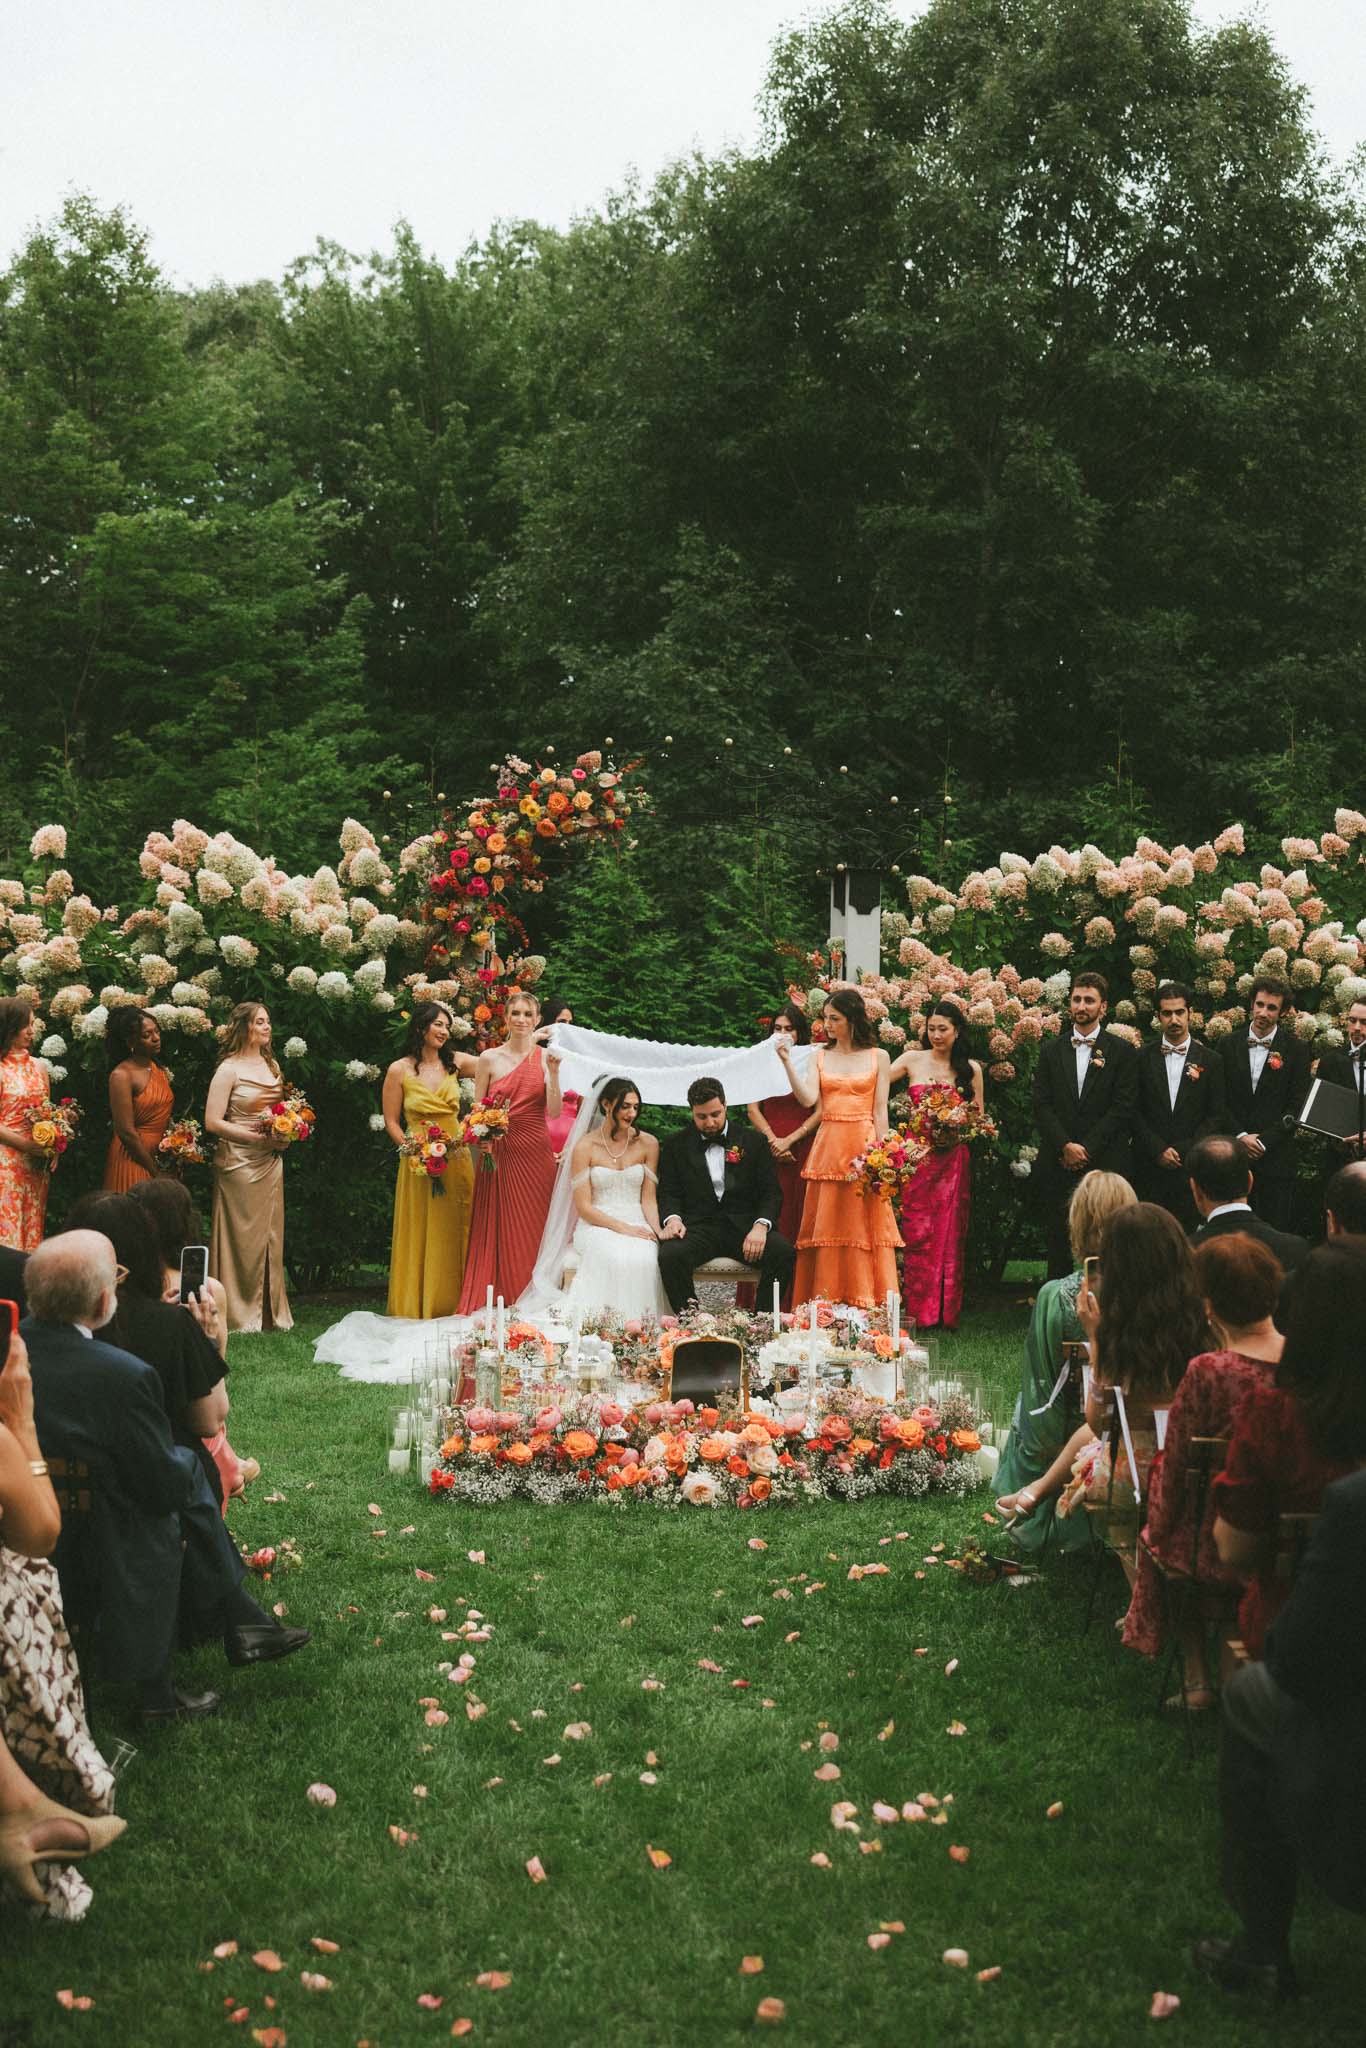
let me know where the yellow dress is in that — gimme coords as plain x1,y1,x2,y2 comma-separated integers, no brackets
387,1070,474,1319
210,1069,292,1334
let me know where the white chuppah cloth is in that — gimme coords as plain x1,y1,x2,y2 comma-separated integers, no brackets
317,1026,816,1382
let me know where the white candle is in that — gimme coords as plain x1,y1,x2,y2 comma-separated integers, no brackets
496,1296,505,1354
388,1446,411,1474
772,1280,781,1334
484,1284,494,1339
890,1291,900,1350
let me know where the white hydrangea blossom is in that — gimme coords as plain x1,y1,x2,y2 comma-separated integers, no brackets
195,868,235,906
353,957,386,992
371,990,397,1012
362,913,400,954
320,923,354,958
317,971,351,1002
73,1005,109,1041
39,1034,67,1059
219,935,260,968
138,954,177,990
287,966,318,995
348,847,387,888
283,1036,308,1058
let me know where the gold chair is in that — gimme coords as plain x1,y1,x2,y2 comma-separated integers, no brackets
667,1337,748,1408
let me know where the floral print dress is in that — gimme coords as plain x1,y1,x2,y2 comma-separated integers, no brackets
0,1051,49,1250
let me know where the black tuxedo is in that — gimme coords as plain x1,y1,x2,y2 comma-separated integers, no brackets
23,1316,246,1685
1219,1026,1312,1230
1312,1047,1366,1186
656,1119,796,1313
1191,1206,1309,1271
1133,1036,1226,1228
0,1244,27,1318
1218,1469,1366,1958
1031,1028,1138,1277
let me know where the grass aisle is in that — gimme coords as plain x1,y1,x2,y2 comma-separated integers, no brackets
2,1302,1361,2046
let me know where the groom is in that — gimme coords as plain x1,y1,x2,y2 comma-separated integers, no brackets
656,1077,796,1313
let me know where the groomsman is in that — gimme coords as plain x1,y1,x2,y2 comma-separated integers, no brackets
1031,972,1138,1279
1312,999,1366,1178
1219,976,1312,1234
1133,981,1227,1231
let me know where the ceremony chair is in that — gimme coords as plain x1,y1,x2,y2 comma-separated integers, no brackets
667,1336,748,1408
1035,1340,1090,1558
1140,1434,1232,1752
1228,1508,1320,1668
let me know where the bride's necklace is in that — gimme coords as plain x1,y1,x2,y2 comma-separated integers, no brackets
601,1123,633,1164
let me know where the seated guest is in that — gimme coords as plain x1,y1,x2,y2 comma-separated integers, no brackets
1133,982,1226,1231
1189,1136,1308,1269
1122,1234,1284,1708
1194,1465,1366,2003
1324,1158,1366,1237
0,1320,125,1910
1059,1204,1210,1574
994,1169,1137,1547
1211,1240,1365,1660
0,1242,27,1317
64,1192,244,1507
22,1232,308,1726
130,1173,229,1355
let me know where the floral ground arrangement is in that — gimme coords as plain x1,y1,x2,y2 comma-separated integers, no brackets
3,1303,1362,2048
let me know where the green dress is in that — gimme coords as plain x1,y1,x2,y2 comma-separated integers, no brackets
994,1271,1092,1554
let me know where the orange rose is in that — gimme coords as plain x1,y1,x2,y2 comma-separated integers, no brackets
527,1431,552,1455
492,875,506,892
951,1429,981,1453
474,856,491,874
850,1437,875,1458
750,1476,772,1501
486,832,507,854
602,1443,624,1464
474,1003,492,1023
536,818,557,838
573,791,593,811
470,1433,498,1455
558,819,576,835
741,1422,771,1446
822,1416,853,1443
440,1435,465,1458
698,1436,730,1463
727,1456,750,1478
896,1419,925,1451
547,791,570,815
605,1469,624,1490
698,1407,720,1429
562,1430,598,1461
504,1440,534,1466
873,1333,894,1359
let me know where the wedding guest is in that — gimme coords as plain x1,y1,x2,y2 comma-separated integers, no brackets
1133,982,1226,1230
1059,1204,1209,1574
0,1322,125,1911
23,1232,309,1724
656,1078,795,1312
63,1192,242,1508
1314,1003,1366,1190
781,989,901,1309
382,1001,477,1319
102,1005,174,1189
539,994,583,1159
994,1168,1137,1545
888,999,984,1328
743,1000,820,1308
0,999,51,1252
205,1002,292,1333
457,989,561,1312
1219,977,1311,1233
1324,1158,1366,1236
129,1174,229,1358
1188,1136,1308,1269
1193,1466,1366,2004
1031,973,1138,1278
1122,1234,1284,1709
1210,1239,1364,1660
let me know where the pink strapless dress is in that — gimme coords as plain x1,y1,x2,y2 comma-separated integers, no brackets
899,1083,971,1328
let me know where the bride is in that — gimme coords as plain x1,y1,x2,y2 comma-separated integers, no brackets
520,1074,668,1320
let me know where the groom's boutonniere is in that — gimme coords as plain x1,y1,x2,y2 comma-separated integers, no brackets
1186,1063,1203,1082
1089,1051,1105,1070
725,1146,743,1165
1267,1051,1284,1072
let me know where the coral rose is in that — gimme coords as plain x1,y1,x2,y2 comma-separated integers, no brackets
873,1333,894,1359
466,1407,496,1432
741,1422,771,1446
561,1430,598,1461
950,1429,981,1453
504,1440,534,1466
470,1434,498,1455
440,1435,465,1458
598,1401,626,1428
750,1476,772,1501
822,1416,853,1443
896,1419,925,1451
727,1456,751,1478
698,1436,730,1464
697,1406,720,1428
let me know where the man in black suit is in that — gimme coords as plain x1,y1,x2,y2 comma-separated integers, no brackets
1030,972,1139,1278
656,1077,796,1312
23,1230,309,1724
0,1243,27,1317
1133,981,1226,1231
1325,1159,1366,1237
1312,998,1366,1185
1219,976,1312,1233
1188,1136,1309,1269
1195,1461,1366,2003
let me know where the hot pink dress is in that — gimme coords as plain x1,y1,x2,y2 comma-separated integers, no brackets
0,1052,50,1251
898,1083,971,1328
545,1089,582,1158
458,1047,557,1311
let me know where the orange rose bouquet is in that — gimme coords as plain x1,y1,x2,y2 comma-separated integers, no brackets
257,1091,316,1146
158,1116,207,1169
29,1097,80,1173
460,1094,511,1171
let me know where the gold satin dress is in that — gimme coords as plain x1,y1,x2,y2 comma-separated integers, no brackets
210,1068,293,1333
387,1070,474,1319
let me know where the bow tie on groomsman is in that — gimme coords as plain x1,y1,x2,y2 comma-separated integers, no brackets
1164,1041,1191,1057
1071,1034,1097,1049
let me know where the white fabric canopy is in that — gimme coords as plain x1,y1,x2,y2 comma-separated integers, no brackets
550,1021,815,1106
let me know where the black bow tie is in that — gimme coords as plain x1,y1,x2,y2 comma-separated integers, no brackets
700,1128,727,1146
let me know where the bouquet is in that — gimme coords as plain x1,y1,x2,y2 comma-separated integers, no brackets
903,1083,999,1153
460,1094,511,1171
846,1128,926,1202
29,1098,80,1173
158,1116,207,1169
400,1121,451,1195
258,1091,317,1146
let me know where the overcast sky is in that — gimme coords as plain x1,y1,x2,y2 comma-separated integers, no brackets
2,0,1362,287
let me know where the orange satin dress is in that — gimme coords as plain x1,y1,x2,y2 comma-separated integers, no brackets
794,1052,902,1309
103,1062,174,1189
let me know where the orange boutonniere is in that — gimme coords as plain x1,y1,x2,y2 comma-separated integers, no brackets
1186,1063,1203,1082
1267,1052,1284,1072
725,1146,742,1165
1089,1052,1105,1070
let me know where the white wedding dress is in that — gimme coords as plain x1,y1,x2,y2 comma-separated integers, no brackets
565,1163,669,1320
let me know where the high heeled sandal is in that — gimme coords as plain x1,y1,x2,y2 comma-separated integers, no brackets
994,1487,1039,1526
0,1799,127,1903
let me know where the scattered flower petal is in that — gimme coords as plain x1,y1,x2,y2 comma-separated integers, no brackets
467,1550,486,1564
309,1939,340,1955
563,1722,592,1740
946,1721,967,1737
818,1731,839,1752
945,1659,959,1676
877,1720,894,1741
300,1973,331,1993
867,1933,891,1951
475,1971,511,1991
739,1956,764,1976
425,1709,449,1727
639,1772,658,1786
747,1537,768,1551
415,1569,436,1583
809,1851,832,1868
1046,1801,1064,1819
942,1949,969,1968
741,1615,764,1628
813,1762,841,1782
1149,1992,1180,2020
949,1844,970,1863
525,1857,547,1883
450,2024,474,2039
872,1802,900,1825
756,1998,786,2023
976,1966,1002,1983
645,1844,672,1870
252,1951,284,1973
213,1942,239,1960
305,1783,336,1807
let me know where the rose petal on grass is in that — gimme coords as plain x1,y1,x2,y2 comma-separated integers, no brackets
976,1966,1002,1983
525,1857,547,1883
542,1754,561,1767
945,1659,959,1676
1149,1992,1180,2020
55,1991,94,2010
810,1852,832,1868
942,1948,969,1968
867,1933,891,1951
877,1720,894,1741
641,1678,664,1691
428,1606,448,1622
213,1942,239,1959
739,1955,764,1976
747,1537,768,1551
872,1802,900,1825
425,1709,450,1727
818,1730,840,1752
949,1844,970,1863
252,1951,284,1973
697,1659,723,1674
309,1939,340,1955
756,1997,786,2023
1046,1801,1064,1819
741,1615,764,1628
639,1772,658,1786
299,1973,331,1993
467,1550,486,1564
305,1783,336,1807
946,1721,967,1737
813,1763,841,1782
251,2031,286,2047
367,1503,381,1516
450,2023,474,2038
475,1972,511,1991
228,2008,249,2025
593,1772,613,1787
465,1700,487,1722
415,1569,436,1583
858,1839,883,1855
880,1921,905,1935
902,1801,926,1822
563,1722,592,1740
645,1844,672,1870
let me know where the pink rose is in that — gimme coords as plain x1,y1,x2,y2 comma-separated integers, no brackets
624,1319,643,1337
492,1410,520,1434
782,1414,807,1436
618,1446,639,1466
534,1406,563,1432
598,1401,626,1428
643,1402,665,1426
877,1413,903,1442
466,1407,496,1432
670,1399,695,1419
911,1404,938,1427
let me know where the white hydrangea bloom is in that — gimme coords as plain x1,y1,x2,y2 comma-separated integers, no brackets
195,868,235,906
353,957,386,991
320,923,354,958
368,1112,387,1132
219,935,260,968
371,990,397,1012
317,971,351,1002
311,866,344,906
39,1034,67,1059
286,966,318,995
283,1036,308,1058
171,982,203,1005
193,938,217,956
363,914,400,954
138,954,177,990
73,1005,109,1040
29,825,67,860
344,1058,370,1080
348,847,387,888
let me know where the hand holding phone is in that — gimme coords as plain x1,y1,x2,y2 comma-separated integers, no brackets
179,1246,209,1305
0,1310,35,1442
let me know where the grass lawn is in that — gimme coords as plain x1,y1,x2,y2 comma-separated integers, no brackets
3,1294,1362,2047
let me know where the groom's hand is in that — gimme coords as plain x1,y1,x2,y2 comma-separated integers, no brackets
742,1222,769,1264
659,1216,686,1240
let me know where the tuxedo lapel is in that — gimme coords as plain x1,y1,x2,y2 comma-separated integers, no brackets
1059,1036,1081,1104
1077,1040,1105,1105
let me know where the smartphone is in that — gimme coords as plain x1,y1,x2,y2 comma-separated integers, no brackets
1083,1256,1101,1294
0,1299,17,1357
179,1246,209,1304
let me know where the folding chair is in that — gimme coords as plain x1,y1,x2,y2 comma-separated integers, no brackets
1035,1340,1089,1557
1140,1434,1232,1753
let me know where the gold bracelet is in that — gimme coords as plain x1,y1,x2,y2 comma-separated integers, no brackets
28,1459,48,1478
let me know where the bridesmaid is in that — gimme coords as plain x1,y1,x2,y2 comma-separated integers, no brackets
743,999,821,1308
103,1006,174,1189
457,989,562,1312
381,1001,478,1318
539,993,582,1159
205,1002,293,1333
780,989,901,1309
0,1000,49,1252
887,999,983,1329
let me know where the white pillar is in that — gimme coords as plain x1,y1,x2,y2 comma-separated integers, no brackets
829,868,882,981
